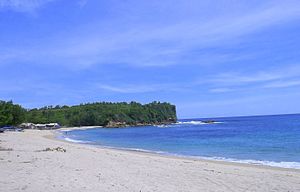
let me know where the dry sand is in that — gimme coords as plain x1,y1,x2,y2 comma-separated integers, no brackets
1,129,300,192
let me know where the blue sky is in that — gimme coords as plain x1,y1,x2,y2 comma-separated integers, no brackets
0,0,300,118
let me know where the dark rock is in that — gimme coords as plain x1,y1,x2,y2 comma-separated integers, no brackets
201,120,217,124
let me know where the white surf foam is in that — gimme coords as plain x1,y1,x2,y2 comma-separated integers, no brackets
176,121,206,125
64,137,90,144
176,120,224,125
201,156,300,169
155,124,175,128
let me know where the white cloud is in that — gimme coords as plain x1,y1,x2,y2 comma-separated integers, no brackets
78,0,88,8
60,1,300,68
3,1,300,68
0,0,55,13
198,64,300,93
209,88,234,93
98,84,156,93
177,91,300,118
263,80,300,88
210,72,281,85
208,64,300,86
97,83,185,93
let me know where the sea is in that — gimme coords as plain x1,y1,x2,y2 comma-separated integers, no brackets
58,114,300,169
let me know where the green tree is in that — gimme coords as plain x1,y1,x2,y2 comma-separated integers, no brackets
22,101,177,127
0,100,26,127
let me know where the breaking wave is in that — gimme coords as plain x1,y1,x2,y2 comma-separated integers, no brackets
202,156,300,169
63,137,91,144
176,120,223,125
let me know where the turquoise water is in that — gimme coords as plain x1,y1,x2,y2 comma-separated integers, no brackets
59,114,300,169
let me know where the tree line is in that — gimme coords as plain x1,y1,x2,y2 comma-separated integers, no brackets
0,100,177,127
0,100,26,127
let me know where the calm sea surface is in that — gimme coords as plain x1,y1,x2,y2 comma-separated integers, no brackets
58,114,300,169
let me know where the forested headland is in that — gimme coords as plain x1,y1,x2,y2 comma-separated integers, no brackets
0,100,177,127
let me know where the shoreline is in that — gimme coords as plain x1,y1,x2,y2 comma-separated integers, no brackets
57,121,177,130
56,120,218,131
1,129,300,191
54,128,300,172
58,125,103,131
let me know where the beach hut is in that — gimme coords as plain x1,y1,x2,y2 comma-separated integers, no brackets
45,123,60,129
20,123,35,129
35,124,47,129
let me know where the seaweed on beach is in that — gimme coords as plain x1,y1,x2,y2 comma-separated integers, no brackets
0,146,13,151
36,147,66,152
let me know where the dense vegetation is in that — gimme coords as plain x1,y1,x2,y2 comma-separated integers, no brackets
0,100,177,127
0,100,26,127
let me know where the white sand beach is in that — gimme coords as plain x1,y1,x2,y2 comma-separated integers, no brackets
1,129,300,192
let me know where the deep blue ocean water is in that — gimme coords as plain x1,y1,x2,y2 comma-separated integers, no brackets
58,114,300,169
